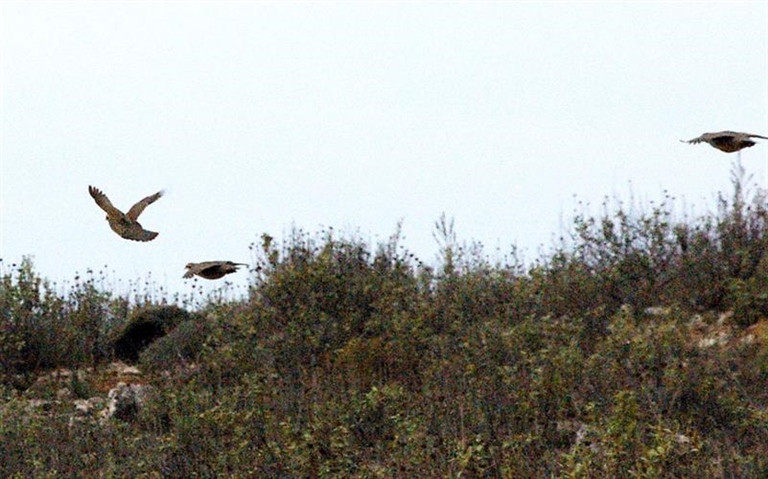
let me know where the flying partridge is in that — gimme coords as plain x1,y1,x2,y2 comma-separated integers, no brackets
183,261,248,280
88,186,163,242
681,131,768,153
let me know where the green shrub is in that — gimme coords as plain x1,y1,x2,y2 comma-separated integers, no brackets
139,318,210,372
0,258,123,377
113,305,191,363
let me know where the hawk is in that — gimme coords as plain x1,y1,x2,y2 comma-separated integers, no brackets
183,261,248,280
681,131,768,153
88,186,163,242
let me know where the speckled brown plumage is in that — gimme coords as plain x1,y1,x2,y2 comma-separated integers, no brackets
183,261,247,280
89,186,163,242
681,131,768,153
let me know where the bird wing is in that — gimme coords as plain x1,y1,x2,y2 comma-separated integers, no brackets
88,186,124,217
746,134,768,140
219,261,248,270
126,190,164,221
183,262,211,278
182,267,197,278
683,131,734,144
682,134,706,144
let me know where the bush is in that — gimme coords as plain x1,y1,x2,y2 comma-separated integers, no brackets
113,305,192,363
139,318,211,372
0,258,123,378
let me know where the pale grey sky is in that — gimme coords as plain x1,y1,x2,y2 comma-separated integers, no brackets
1,2,767,298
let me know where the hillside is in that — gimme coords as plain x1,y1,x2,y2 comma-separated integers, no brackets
3,173,768,477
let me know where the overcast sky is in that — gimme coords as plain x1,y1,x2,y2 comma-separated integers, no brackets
1,1,767,299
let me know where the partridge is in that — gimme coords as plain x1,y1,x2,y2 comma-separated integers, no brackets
681,131,768,153
183,261,247,280
88,186,163,241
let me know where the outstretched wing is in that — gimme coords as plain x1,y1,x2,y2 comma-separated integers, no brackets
126,190,164,221
183,262,206,278
681,134,705,144
746,133,768,140
211,261,248,270
88,186,124,217
682,131,734,145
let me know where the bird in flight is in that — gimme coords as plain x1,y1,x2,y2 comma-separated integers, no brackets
681,131,768,153
88,186,164,242
183,261,248,280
